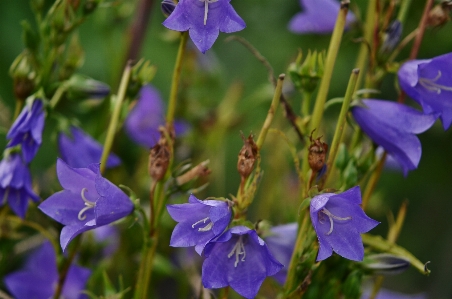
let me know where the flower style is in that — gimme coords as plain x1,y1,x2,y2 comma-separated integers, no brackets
7,98,45,162
264,223,298,284
58,126,121,168
124,85,189,148
0,153,39,218
398,52,452,130
162,0,246,53
167,194,231,254
4,241,91,299
202,226,283,299
351,99,437,176
288,0,356,34
38,159,134,251
310,186,379,261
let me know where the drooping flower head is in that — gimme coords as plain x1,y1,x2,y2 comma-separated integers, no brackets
124,85,189,148
167,194,231,254
4,241,91,299
351,99,437,176
7,98,45,163
264,223,298,285
162,0,246,53
58,126,121,168
289,0,356,34
202,226,283,299
0,152,39,218
310,186,379,261
38,159,134,251
398,52,452,130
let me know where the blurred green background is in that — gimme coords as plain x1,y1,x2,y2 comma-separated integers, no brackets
1,0,452,298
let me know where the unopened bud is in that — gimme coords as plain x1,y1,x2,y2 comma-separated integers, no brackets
427,1,452,28
14,77,34,101
363,254,410,275
66,74,110,100
288,49,325,93
237,133,258,179
380,20,402,54
308,130,328,173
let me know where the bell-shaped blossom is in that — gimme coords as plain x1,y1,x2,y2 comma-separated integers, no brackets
0,153,39,218
289,0,356,34
351,99,437,176
167,194,231,254
58,126,121,168
7,99,45,162
202,226,283,299
398,52,452,130
310,186,379,261
264,223,298,284
361,288,427,299
4,241,90,299
124,85,189,148
38,159,134,251
162,0,246,53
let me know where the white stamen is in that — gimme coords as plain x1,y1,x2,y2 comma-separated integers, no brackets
78,188,95,221
191,217,214,232
227,236,246,267
320,208,352,235
419,71,452,94
199,0,219,26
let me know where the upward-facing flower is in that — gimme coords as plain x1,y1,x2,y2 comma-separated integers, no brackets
4,241,91,299
310,186,379,261
398,52,452,130
289,0,356,34
0,153,39,218
162,0,246,53
202,226,283,299
58,126,121,168
7,98,45,162
167,194,232,254
351,99,437,176
38,159,134,251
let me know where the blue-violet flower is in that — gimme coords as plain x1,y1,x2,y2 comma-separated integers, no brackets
58,126,121,168
4,241,90,299
351,99,437,176
162,0,246,53
202,226,283,299
398,52,452,130
7,98,45,163
289,0,356,34
167,194,231,254
38,159,134,251
310,186,379,261
0,153,39,218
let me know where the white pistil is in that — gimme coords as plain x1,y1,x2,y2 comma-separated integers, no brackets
199,0,219,26
191,217,213,232
419,71,452,94
320,208,352,235
227,236,246,267
78,188,95,221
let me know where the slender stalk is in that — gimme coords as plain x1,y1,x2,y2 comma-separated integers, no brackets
166,31,188,127
99,61,132,174
53,236,82,299
362,152,387,210
301,90,311,119
322,69,359,188
49,83,69,109
13,99,24,121
397,0,413,23
409,0,433,60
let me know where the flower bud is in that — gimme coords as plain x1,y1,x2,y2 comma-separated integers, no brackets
363,254,410,275
288,49,325,93
308,130,328,173
66,74,110,100
9,51,36,100
127,59,157,98
237,133,258,179
380,20,402,54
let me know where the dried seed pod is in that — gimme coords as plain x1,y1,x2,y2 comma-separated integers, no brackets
237,133,258,179
308,130,328,173
148,128,171,181
427,1,452,28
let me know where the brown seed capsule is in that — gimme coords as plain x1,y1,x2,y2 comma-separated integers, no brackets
13,77,34,101
308,130,328,173
427,1,452,28
237,133,258,179
148,128,171,181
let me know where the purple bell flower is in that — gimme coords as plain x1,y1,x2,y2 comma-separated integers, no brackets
0,153,39,218
264,223,298,285
4,241,91,299
289,0,356,34
167,194,231,254
310,186,379,261
58,126,121,168
398,52,452,130
162,0,246,53
351,99,437,176
202,226,283,299
7,99,45,163
38,159,134,251
124,85,189,148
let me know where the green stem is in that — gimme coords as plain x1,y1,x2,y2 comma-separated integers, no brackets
13,99,25,121
166,31,188,128
322,69,359,188
49,83,69,109
397,0,412,23
409,0,433,60
362,152,386,210
99,61,132,174
53,235,82,299
256,74,285,149
301,90,311,120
